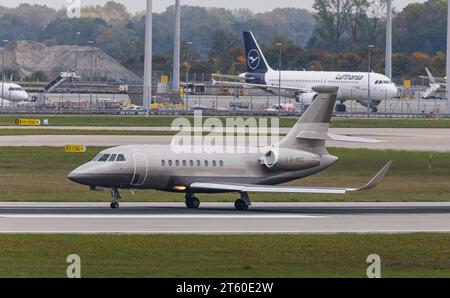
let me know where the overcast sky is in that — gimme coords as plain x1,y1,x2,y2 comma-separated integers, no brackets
1,0,428,14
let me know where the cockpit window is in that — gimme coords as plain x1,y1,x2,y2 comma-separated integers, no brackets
92,154,102,161
98,154,110,162
116,154,126,162
108,154,117,162
8,87,24,91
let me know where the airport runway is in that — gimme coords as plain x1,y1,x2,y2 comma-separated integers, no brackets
2,202,450,234
0,128,449,152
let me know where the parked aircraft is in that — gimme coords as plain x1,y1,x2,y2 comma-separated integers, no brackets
0,82,29,102
213,31,398,112
68,86,392,211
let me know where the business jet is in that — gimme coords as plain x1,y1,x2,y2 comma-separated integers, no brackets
213,31,398,112
68,86,392,211
0,82,29,102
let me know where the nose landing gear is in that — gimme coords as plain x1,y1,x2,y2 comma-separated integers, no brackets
110,188,121,209
335,102,347,112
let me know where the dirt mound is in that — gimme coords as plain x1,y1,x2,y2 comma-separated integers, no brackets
0,41,141,83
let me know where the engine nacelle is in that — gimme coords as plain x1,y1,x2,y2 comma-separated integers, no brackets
261,148,321,171
296,92,318,103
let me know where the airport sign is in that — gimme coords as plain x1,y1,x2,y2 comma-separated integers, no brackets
65,145,87,153
15,119,41,126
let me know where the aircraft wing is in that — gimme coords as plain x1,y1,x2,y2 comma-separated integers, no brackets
190,161,393,195
212,79,309,93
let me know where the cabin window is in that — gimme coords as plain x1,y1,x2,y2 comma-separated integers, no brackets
190,160,194,167
212,160,217,167
182,160,187,167
98,154,110,162
197,160,201,167
116,154,126,162
219,160,224,167
161,160,166,166
204,160,209,167
108,154,117,162
175,160,180,167
168,160,173,166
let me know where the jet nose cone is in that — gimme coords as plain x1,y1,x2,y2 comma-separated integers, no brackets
68,171,90,185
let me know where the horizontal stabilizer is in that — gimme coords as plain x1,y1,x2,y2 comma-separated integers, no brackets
296,131,383,144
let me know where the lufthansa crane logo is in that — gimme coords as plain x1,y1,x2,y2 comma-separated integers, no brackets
248,49,261,70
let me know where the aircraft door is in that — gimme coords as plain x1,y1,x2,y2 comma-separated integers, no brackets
131,152,148,186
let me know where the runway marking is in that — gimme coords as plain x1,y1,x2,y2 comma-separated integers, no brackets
0,214,326,219
1,230,450,234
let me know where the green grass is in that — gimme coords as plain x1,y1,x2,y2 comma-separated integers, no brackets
0,129,283,136
2,114,450,128
1,233,450,277
0,147,448,202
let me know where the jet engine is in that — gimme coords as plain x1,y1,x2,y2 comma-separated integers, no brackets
296,92,318,103
261,148,320,171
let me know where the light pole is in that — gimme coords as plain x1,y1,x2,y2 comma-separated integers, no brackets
276,43,282,106
172,0,181,94
385,0,392,79
1,39,8,109
447,0,450,113
368,45,375,116
185,41,193,109
88,41,94,110
75,32,80,72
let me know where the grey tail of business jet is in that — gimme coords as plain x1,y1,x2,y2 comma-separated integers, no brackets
243,31,272,74
279,86,338,154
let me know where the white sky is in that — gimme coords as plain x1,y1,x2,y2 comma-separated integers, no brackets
1,0,428,14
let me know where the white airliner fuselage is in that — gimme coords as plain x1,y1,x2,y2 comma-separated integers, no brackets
261,70,398,107
0,82,29,102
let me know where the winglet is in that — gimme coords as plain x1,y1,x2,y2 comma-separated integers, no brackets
348,161,394,192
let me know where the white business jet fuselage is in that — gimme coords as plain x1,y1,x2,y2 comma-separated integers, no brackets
0,82,29,102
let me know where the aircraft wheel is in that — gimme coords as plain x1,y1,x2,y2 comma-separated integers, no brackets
186,197,200,209
110,202,120,209
335,104,346,112
372,107,378,113
234,199,249,211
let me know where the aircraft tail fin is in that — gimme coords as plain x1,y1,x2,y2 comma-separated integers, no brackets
279,86,338,154
426,67,436,84
243,31,272,74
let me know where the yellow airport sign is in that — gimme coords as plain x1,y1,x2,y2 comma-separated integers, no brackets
15,119,41,126
404,80,411,88
65,145,87,153
161,75,169,84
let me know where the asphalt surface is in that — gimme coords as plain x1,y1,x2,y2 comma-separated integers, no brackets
2,202,450,234
0,128,449,152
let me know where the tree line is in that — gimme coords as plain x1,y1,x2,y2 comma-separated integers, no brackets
0,0,448,81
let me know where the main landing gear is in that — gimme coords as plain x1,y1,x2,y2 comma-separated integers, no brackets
335,102,347,112
234,192,251,211
183,192,251,211
185,193,200,209
110,188,121,209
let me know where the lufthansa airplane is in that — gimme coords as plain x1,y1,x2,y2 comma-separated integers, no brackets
213,31,398,112
68,86,392,211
